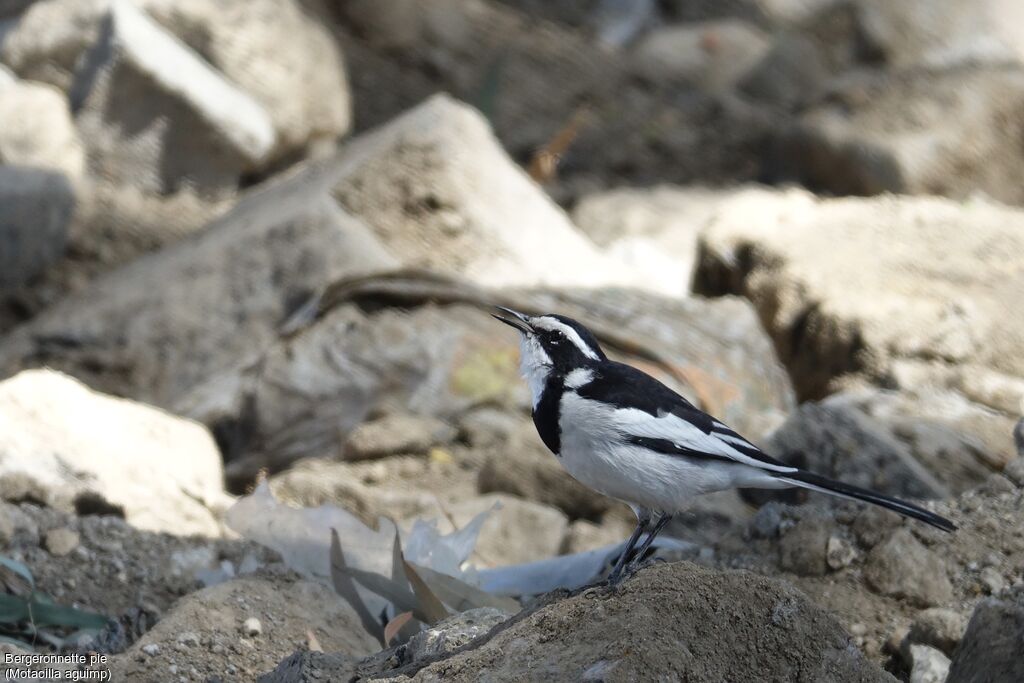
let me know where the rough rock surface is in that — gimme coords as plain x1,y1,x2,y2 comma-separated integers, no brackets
760,401,949,500
266,562,890,682
0,160,395,408
775,66,1024,205
571,185,722,296
344,414,456,461
2,0,350,161
0,78,84,180
73,0,275,198
696,186,1023,459
0,166,74,289
946,585,1024,683
331,94,658,292
0,500,277,624
856,0,1024,69
863,529,954,607
0,369,228,535
110,574,380,682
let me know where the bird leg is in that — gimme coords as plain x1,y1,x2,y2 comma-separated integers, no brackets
606,508,652,585
621,513,673,579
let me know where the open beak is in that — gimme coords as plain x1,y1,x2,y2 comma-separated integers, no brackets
491,306,533,334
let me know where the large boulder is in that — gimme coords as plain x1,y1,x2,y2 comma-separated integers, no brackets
72,1,275,198
2,0,350,160
571,185,725,296
774,65,1024,205
0,158,395,407
330,94,661,292
695,186,1023,463
856,0,1024,69
0,369,228,536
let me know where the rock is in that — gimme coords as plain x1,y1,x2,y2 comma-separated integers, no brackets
3,0,349,160
1004,455,1024,487
144,0,351,157
979,566,1006,595
446,494,569,566
570,186,715,296
0,155,395,408
947,587,1024,683
344,414,456,461
825,534,857,570
762,401,949,500
362,562,890,681
0,369,228,536
0,78,84,180
863,528,953,607
774,66,1024,206
72,1,275,198
830,387,1015,490
330,94,656,292
631,20,771,91
695,186,1022,458
43,527,80,556
141,643,159,656
856,0,1024,69
269,456,470,525
339,0,422,50
1015,418,1024,455
405,607,510,661
738,32,829,107
0,166,74,288
777,516,830,576
906,644,951,683
904,607,969,656
242,617,262,637
258,652,360,683
110,575,379,681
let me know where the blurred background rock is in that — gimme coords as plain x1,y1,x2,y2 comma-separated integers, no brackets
0,0,1022,681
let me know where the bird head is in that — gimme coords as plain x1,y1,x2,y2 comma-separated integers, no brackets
491,306,606,382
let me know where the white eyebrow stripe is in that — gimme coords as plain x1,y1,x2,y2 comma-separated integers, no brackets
532,317,600,360
564,368,594,389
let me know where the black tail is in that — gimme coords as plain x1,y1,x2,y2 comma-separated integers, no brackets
773,470,956,532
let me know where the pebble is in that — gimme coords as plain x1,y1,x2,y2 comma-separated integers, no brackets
43,528,80,556
242,617,262,637
907,644,950,683
826,535,857,570
981,567,1006,594
141,643,160,656
177,632,200,647
904,608,968,656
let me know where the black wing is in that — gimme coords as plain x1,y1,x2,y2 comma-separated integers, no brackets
575,361,790,469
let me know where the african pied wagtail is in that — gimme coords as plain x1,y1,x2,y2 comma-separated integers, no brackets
493,307,955,584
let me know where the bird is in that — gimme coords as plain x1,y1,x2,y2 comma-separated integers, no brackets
492,306,955,584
